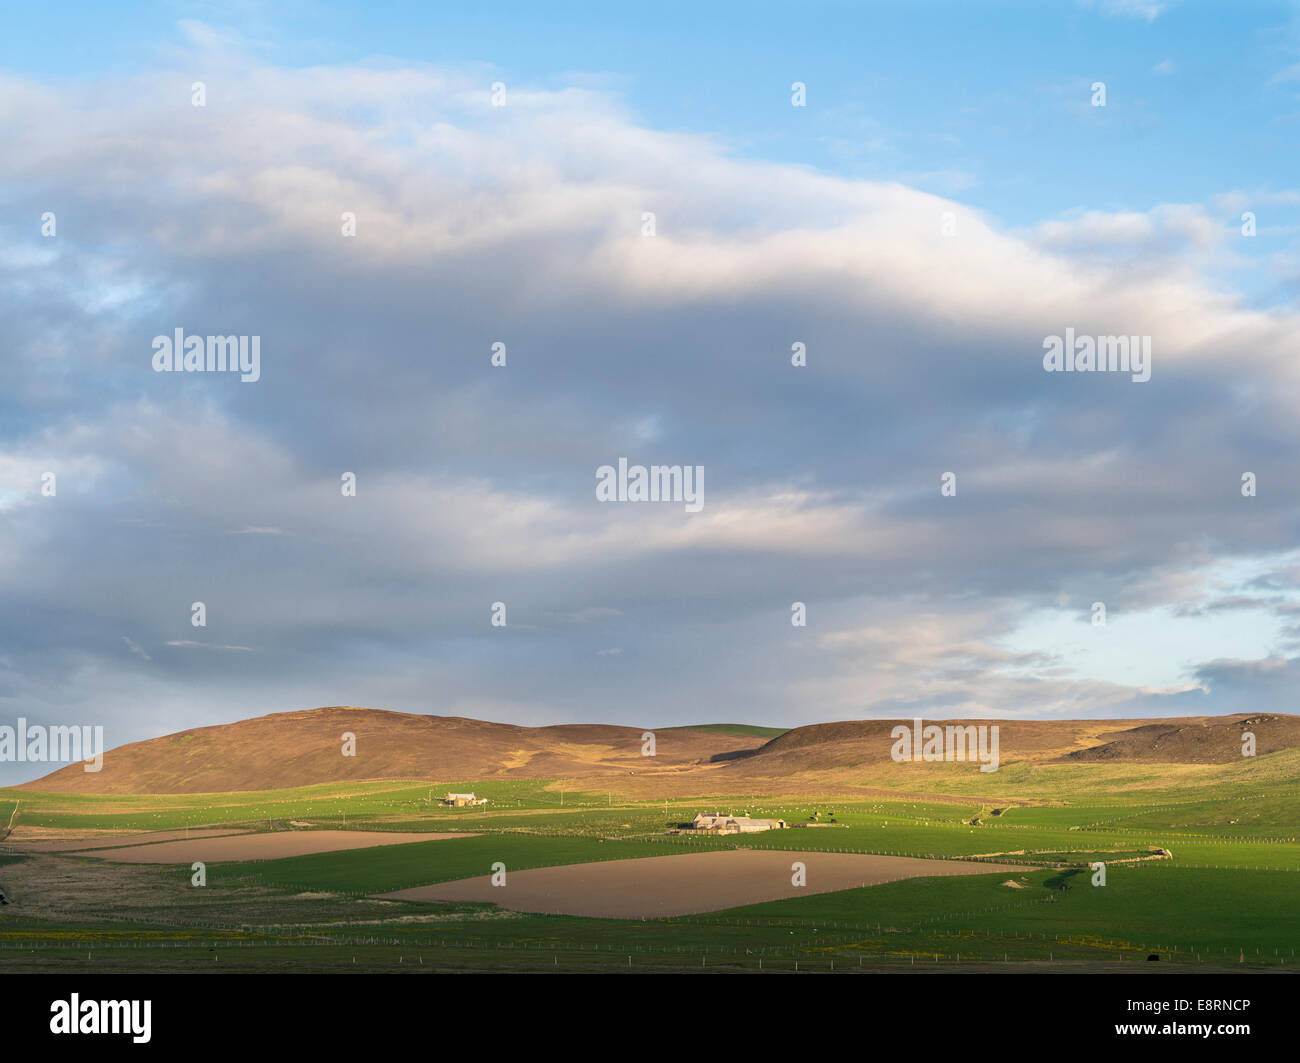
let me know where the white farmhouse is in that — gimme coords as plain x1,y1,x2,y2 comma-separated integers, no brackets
690,812,786,834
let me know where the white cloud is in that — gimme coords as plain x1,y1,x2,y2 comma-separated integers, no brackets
2,37,1299,747
1086,0,1175,22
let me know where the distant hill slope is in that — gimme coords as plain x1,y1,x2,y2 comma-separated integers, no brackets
724,713,1300,777
661,723,789,738
19,708,1299,796
18,707,765,795
1059,714,1300,765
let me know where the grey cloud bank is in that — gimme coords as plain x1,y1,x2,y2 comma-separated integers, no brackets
1,45,1299,783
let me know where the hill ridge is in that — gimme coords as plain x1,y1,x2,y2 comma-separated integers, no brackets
18,708,1300,796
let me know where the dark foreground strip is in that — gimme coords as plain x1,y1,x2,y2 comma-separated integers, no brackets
0,971,1293,1051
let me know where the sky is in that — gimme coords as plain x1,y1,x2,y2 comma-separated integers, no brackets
2,1,1300,782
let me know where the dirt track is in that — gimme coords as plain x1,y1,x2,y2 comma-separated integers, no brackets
84,830,480,863
379,849,1028,918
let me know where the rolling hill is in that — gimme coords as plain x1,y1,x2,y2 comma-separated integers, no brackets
722,713,1300,777
18,708,1300,796
18,707,766,795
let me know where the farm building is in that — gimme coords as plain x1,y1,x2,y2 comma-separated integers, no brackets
689,812,786,834
443,793,488,807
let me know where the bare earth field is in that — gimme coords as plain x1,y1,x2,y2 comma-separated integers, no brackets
8,828,250,852
84,830,480,863
379,849,1029,918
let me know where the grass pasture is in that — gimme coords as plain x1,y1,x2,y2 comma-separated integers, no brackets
2,754,1297,973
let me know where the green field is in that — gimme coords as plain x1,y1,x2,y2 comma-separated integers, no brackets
661,723,789,738
1,749,1297,973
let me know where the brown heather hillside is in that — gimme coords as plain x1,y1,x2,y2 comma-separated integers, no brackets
1058,713,1300,765
18,707,766,795
717,713,1300,777
18,708,1300,796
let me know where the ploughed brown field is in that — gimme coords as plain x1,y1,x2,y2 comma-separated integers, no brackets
17,705,1300,797
80,830,479,863
6,827,250,852
378,849,1031,918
